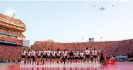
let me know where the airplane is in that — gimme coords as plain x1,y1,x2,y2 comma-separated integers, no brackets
99,7,105,10
93,5,114,10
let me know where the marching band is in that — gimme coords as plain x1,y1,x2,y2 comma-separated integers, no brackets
21,48,106,64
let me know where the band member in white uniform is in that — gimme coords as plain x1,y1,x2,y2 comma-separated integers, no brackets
63,49,67,64
46,49,51,62
42,50,46,63
80,51,85,63
37,51,41,62
89,49,93,63
27,50,31,62
31,49,36,62
74,51,79,63
85,48,90,62
37,51,41,58
97,50,101,62
50,50,55,63
47,49,51,58
53,51,57,63
56,49,61,63
92,48,98,63
21,49,27,63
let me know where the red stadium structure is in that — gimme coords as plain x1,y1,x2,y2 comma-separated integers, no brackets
0,13,26,62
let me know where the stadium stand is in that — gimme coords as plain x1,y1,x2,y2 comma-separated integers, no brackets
0,45,23,62
0,13,26,62
32,39,133,57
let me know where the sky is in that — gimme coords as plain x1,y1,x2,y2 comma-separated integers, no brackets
0,1,133,45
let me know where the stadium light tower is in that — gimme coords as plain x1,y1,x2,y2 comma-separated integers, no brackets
12,13,16,18
100,37,102,41
82,37,84,42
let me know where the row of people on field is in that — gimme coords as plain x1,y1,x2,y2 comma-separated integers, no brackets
21,48,106,64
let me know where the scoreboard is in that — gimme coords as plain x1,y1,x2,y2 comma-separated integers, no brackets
22,40,30,47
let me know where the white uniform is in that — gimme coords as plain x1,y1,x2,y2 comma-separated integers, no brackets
47,51,51,57
43,51,46,55
64,51,67,57
80,52,84,57
57,51,61,57
38,51,42,56
75,52,79,57
85,50,90,55
52,51,55,57
31,51,36,56
92,50,97,55
27,52,31,57
22,51,26,56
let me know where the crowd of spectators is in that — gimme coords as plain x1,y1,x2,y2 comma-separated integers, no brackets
0,35,22,45
0,27,24,45
32,39,133,57
0,45,23,63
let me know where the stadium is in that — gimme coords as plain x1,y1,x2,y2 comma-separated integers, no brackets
0,13,133,70
0,2,133,70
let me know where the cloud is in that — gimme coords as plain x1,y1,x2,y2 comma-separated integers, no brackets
5,8,16,17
